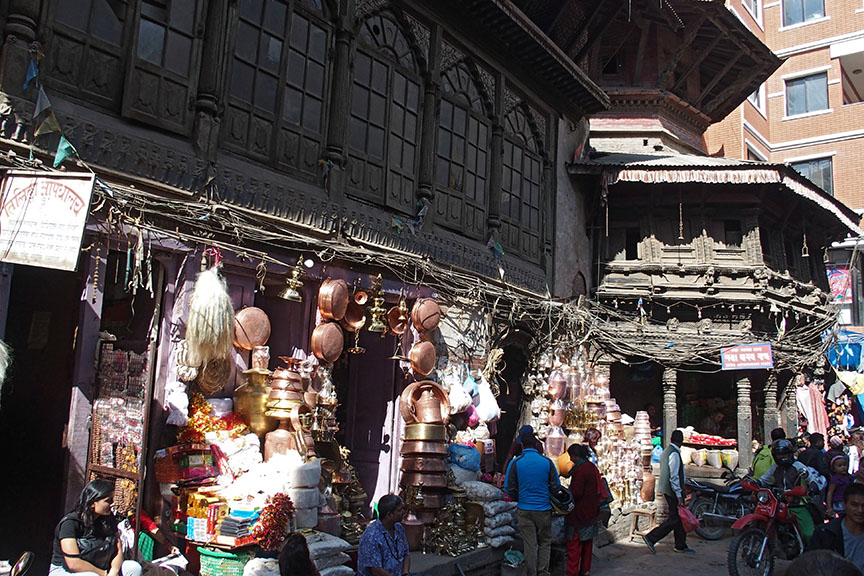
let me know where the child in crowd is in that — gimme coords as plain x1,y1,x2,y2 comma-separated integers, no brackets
826,455,852,517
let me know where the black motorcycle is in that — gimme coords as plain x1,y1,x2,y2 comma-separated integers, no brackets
687,475,755,540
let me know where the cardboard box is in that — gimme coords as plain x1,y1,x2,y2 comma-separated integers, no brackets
475,439,496,473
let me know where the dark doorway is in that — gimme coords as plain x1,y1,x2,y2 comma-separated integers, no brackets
0,264,81,573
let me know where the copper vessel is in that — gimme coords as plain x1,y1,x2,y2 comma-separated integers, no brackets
233,306,271,350
411,298,441,332
271,359,304,391
399,381,422,423
400,471,447,488
404,423,446,441
409,341,436,376
268,389,305,402
311,322,344,363
339,300,366,333
387,306,409,335
318,278,349,321
413,492,446,508
400,440,448,455
234,369,278,438
401,457,447,472
412,388,443,423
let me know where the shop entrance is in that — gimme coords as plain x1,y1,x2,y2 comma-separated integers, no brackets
0,264,81,572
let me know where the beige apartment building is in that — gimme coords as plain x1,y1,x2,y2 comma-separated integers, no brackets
705,0,864,208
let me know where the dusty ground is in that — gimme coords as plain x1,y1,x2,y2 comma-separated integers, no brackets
592,534,791,576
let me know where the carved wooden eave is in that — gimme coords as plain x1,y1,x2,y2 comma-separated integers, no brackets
569,153,864,237
425,0,610,119
512,0,783,123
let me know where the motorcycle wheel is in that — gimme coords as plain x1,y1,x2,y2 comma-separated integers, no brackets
728,527,774,576
691,498,727,540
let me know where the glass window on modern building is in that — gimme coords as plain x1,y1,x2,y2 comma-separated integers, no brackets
792,157,833,195
785,73,828,115
783,0,825,26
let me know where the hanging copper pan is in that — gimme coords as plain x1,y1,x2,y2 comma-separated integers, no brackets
311,322,344,363
340,300,366,333
411,298,441,332
318,279,349,321
387,306,409,335
400,440,448,455
233,307,271,350
409,341,436,376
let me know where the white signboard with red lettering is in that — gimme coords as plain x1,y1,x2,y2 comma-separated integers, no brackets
0,171,95,271
721,342,774,370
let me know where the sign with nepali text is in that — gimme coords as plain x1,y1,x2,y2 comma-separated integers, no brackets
721,343,774,370
0,171,95,271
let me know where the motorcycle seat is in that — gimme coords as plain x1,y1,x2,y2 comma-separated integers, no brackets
698,481,737,493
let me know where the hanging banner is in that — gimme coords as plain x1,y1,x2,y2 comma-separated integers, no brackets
721,342,774,370
827,265,853,304
0,171,95,271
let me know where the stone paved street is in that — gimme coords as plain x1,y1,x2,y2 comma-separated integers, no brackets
591,534,792,576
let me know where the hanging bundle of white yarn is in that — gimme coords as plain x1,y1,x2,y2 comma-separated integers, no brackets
186,267,234,366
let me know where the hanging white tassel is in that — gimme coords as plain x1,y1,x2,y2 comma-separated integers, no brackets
186,267,234,366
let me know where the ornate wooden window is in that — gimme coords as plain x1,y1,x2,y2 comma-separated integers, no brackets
435,61,490,240
347,11,422,214
223,0,330,179
501,103,544,262
47,0,205,135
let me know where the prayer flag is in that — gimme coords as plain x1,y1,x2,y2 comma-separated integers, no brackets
34,112,60,136
33,86,51,118
22,60,37,91
53,135,77,167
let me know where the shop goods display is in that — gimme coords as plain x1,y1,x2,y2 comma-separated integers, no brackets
423,492,483,556
365,275,387,333
233,367,277,439
317,279,349,321
186,268,234,367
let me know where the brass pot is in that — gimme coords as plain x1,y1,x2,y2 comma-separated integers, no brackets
311,321,344,363
401,457,447,472
234,373,278,438
404,423,446,442
400,471,447,489
400,440,448,455
411,298,441,332
233,306,271,350
409,341,436,376
318,278,349,321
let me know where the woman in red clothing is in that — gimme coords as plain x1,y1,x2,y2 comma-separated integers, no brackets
566,444,604,576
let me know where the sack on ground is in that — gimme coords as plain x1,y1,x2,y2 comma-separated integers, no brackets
487,535,515,548
242,558,278,576
305,531,352,559
484,511,514,529
483,500,517,516
484,524,516,538
319,566,355,576
313,552,350,571
463,480,506,501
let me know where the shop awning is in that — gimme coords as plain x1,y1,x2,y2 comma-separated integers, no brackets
826,328,864,372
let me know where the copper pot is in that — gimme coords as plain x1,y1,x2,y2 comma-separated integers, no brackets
409,341,436,376
311,322,344,363
414,493,447,508
271,363,304,391
401,457,447,472
411,382,450,424
268,389,305,402
233,306,271,350
318,278,349,321
404,422,446,441
400,440,448,455
411,298,441,332
354,290,368,305
400,471,447,489
399,381,422,424
339,300,366,333
387,306,409,335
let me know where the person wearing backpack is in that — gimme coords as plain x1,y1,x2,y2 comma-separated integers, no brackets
505,428,560,576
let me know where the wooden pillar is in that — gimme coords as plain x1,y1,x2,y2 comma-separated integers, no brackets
322,10,354,201
0,0,42,97
63,237,107,511
486,73,504,234
416,24,440,207
737,375,753,470
193,0,229,158
763,372,779,444
662,367,677,447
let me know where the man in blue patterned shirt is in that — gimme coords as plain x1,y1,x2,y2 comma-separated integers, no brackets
358,495,411,576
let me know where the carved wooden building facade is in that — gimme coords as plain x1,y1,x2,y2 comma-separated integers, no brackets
0,0,609,563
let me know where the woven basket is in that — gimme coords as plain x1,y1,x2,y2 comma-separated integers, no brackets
197,358,231,396
197,547,250,576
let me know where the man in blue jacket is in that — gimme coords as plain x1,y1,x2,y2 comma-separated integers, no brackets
505,426,560,576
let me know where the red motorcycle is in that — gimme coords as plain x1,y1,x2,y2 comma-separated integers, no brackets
727,481,807,576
